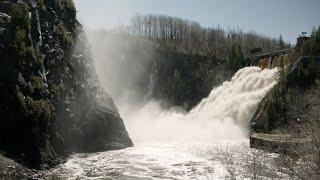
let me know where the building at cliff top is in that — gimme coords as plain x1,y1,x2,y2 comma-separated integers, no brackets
296,35,311,53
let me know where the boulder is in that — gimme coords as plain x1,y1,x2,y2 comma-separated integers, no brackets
70,87,133,152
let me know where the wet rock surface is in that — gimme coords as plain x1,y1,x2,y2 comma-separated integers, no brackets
0,0,132,169
0,154,35,179
250,133,311,153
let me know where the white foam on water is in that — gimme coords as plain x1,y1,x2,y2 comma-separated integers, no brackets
122,67,279,143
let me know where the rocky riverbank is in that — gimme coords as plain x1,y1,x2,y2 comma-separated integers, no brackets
0,154,37,179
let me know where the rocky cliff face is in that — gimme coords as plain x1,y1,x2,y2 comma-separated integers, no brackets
250,56,320,133
0,0,132,168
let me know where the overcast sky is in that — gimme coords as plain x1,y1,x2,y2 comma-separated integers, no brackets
74,0,320,43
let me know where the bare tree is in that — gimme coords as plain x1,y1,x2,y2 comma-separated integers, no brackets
280,81,320,180
126,14,279,61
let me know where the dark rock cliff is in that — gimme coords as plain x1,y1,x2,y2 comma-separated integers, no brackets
0,0,132,168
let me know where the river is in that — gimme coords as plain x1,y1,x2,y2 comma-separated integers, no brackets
45,141,288,179
42,67,292,179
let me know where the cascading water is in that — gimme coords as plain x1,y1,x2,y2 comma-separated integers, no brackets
42,26,286,180
123,67,279,143
28,0,43,50
46,67,286,179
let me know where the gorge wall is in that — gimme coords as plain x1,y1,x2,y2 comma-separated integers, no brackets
87,24,281,111
0,0,132,168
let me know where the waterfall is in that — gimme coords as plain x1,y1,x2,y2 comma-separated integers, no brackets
34,8,42,49
28,0,42,50
123,67,279,142
145,60,158,99
85,29,279,143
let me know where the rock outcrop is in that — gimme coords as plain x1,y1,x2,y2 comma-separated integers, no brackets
250,133,311,153
0,0,132,168
250,56,320,133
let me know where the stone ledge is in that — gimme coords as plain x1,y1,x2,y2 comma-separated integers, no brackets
250,133,311,153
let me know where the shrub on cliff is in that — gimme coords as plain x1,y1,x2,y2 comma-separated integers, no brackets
296,57,318,88
227,45,246,72
8,4,31,65
54,22,73,50
10,4,30,29
54,0,75,12
25,97,54,133
30,76,46,95
310,26,320,56
54,0,76,30
35,0,46,11
11,87,55,167
9,27,27,62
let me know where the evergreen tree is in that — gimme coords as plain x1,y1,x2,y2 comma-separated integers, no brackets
278,34,285,49
228,45,246,72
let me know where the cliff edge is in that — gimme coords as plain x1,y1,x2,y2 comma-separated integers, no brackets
0,0,132,168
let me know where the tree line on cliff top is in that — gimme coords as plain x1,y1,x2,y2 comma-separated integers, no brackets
102,14,285,109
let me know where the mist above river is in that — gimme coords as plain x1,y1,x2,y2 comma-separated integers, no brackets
122,68,278,143
86,29,279,143
44,30,283,178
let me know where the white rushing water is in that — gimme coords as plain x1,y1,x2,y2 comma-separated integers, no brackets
46,142,288,179
123,67,279,143
44,67,288,179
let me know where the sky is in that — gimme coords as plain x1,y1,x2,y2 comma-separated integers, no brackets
74,0,320,44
